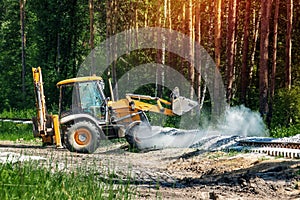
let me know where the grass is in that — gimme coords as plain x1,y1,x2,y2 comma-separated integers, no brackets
227,150,240,157
206,150,242,159
258,156,270,161
0,160,137,200
206,151,226,159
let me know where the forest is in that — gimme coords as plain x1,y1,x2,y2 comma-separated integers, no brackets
1,0,300,132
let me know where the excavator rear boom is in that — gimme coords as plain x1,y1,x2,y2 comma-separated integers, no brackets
32,67,62,147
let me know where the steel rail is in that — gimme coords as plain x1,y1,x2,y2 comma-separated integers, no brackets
237,139,300,158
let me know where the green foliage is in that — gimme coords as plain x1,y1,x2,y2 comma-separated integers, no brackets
147,112,181,128
271,87,300,128
0,161,137,200
0,109,36,119
0,122,32,141
0,109,36,141
26,0,92,107
0,0,28,111
270,124,300,138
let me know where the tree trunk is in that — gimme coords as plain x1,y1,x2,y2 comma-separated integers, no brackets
250,3,261,84
259,0,272,117
144,0,148,27
241,0,251,104
268,0,280,127
161,0,167,95
156,0,163,97
195,2,202,104
285,0,293,90
187,0,194,99
89,0,95,74
106,0,118,100
106,0,112,68
213,0,222,117
180,2,186,76
208,2,214,55
226,0,237,104
271,0,280,100
112,0,118,100
56,33,60,73
20,0,26,96
167,0,172,67
215,0,222,69
167,0,171,29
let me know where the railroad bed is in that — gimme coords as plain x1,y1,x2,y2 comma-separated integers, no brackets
235,135,300,159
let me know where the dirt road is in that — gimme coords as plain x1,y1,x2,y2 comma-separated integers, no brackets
1,140,300,200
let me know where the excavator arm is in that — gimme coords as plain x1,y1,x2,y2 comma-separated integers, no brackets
107,87,198,127
125,94,174,116
107,87,198,131
125,87,198,116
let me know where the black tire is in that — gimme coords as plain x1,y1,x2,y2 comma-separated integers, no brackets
125,121,151,150
64,121,101,153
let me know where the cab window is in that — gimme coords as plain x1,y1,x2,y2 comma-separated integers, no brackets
78,81,104,113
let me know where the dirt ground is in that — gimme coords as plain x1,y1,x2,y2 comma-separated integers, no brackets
1,140,300,200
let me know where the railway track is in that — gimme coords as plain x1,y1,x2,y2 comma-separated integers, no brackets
237,137,300,158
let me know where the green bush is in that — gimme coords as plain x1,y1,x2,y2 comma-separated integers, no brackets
270,124,300,138
0,109,35,141
0,109,36,119
0,122,32,141
271,87,300,128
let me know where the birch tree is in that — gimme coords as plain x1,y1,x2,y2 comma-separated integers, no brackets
285,0,293,90
226,0,237,104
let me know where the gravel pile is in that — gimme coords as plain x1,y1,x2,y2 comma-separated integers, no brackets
151,128,300,151
190,135,240,150
237,134,300,144
151,127,243,151
274,134,300,143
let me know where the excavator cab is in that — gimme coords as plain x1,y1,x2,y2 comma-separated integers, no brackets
57,77,107,120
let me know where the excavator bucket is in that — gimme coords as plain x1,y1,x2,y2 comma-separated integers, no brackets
171,87,199,116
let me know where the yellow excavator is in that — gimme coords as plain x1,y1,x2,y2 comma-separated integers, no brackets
32,67,198,153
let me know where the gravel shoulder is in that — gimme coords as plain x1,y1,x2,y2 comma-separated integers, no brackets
1,140,300,200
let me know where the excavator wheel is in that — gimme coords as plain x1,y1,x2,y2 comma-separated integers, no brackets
64,120,101,153
125,121,151,150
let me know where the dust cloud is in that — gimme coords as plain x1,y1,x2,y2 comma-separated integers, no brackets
136,105,268,150
217,105,268,137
